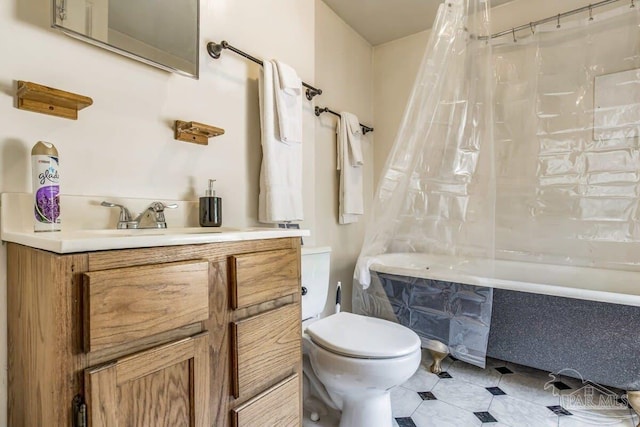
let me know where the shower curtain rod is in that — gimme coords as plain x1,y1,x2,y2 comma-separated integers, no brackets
489,0,625,39
206,40,323,100
315,106,374,135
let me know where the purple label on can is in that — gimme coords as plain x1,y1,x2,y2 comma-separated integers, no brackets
34,185,60,223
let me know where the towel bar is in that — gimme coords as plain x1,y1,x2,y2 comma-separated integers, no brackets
207,40,322,100
315,106,374,135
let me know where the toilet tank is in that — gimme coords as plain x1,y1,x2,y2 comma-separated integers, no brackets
301,246,331,321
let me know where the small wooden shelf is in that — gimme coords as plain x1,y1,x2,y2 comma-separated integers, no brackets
16,81,93,120
174,120,225,145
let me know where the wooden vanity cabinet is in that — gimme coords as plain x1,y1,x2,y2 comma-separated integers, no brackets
7,237,303,427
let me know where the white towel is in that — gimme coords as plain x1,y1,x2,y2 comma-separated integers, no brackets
337,112,364,224
273,60,303,144
343,112,363,166
275,60,301,96
258,61,304,223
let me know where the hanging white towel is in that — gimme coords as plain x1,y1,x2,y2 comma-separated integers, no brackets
337,112,364,224
344,113,363,166
273,60,303,144
258,61,303,223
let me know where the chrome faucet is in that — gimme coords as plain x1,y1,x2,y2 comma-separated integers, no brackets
101,201,178,229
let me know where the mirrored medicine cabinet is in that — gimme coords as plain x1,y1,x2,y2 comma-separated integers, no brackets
51,0,200,78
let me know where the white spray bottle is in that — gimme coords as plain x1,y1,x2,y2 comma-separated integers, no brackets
31,141,61,232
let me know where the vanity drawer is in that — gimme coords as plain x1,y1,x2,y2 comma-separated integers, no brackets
230,248,299,309
82,260,209,352
231,374,300,427
231,303,301,399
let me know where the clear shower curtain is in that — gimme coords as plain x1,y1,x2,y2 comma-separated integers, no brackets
353,0,495,367
493,5,640,269
353,0,640,369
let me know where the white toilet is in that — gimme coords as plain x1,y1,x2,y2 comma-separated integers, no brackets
301,247,422,427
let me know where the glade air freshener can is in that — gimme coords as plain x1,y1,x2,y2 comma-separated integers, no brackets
31,141,61,232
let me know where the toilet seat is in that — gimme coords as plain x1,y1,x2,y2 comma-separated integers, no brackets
305,312,420,359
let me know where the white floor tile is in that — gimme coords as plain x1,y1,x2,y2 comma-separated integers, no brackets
431,377,493,412
558,410,636,427
553,372,627,401
507,361,554,378
390,386,423,417
411,400,482,427
441,356,456,371
498,372,560,406
447,360,502,387
489,395,559,427
304,356,637,426
401,368,440,393
557,382,631,418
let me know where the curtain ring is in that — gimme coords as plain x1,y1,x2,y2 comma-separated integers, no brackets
589,4,594,21
556,14,561,28
512,28,517,43
530,22,535,35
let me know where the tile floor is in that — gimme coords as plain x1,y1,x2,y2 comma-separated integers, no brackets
304,350,639,427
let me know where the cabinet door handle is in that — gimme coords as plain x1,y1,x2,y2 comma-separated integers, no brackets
301,286,308,296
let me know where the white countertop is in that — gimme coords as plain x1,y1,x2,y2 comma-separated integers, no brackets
1,193,309,254
1,227,309,254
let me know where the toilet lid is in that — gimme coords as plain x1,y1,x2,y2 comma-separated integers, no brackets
305,312,421,359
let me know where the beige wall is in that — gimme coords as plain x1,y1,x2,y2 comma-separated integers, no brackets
1,0,316,224
372,0,612,183
372,30,429,184
0,0,373,422
314,0,374,314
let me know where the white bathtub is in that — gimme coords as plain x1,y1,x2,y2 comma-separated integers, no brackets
368,253,640,308
361,252,640,390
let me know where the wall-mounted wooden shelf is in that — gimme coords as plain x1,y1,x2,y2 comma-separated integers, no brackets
174,120,225,145
16,81,93,120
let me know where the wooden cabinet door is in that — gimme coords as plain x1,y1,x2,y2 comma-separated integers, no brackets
84,333,210,427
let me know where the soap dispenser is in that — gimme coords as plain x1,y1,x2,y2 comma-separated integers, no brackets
199,179,222,227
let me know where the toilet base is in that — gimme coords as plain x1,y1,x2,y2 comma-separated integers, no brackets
303,353,394,427
303,400,341,427
338,390,393,427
